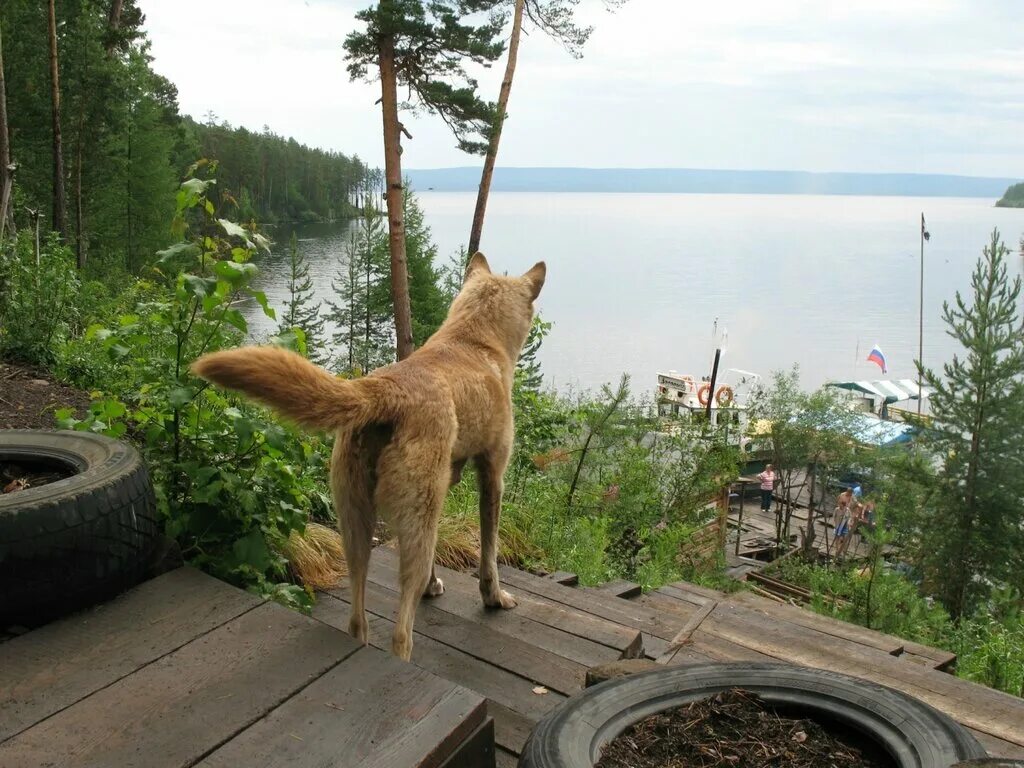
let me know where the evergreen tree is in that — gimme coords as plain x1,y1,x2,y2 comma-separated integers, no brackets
917,230,1024,620
403,187,448,346
344,0,506,360
279,232,326,364
325,204,392,373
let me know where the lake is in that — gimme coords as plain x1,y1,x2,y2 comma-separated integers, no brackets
245,192,1024,395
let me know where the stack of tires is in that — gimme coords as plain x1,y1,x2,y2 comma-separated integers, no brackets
0,431,160,628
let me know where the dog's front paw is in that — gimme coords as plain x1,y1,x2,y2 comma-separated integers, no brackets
483,588,517,610
424,576,445,597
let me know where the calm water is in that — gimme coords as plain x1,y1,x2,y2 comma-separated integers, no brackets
244,193,1024,394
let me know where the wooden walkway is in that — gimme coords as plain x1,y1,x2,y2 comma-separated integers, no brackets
316,546,1024,766
0,567,492,768
5,552,1024,767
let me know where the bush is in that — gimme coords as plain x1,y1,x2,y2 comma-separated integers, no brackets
57,165,331,609
0,231,80,365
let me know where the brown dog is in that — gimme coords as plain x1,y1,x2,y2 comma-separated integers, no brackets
192,253,545,660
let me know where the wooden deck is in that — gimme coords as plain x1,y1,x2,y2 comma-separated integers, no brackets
0,567,492,768
5,551,1024,767
315,546,1024,766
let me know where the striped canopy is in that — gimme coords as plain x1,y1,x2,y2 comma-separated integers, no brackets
828,379,933,404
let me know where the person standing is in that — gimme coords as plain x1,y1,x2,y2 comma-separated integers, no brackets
758,464,776,513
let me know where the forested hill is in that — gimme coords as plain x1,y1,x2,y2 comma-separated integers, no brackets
187,118,374,225
0,0,372,276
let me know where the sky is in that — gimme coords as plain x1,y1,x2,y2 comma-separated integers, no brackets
139,0,1024,177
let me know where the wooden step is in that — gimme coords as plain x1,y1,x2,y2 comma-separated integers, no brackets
497,564,683,645
544,571,579,586
334,578,587,696
369,548,641,661
314,591,559,757
596,579,643,599
728,590,904,656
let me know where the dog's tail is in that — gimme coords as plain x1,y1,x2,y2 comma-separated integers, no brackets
192,346,393,431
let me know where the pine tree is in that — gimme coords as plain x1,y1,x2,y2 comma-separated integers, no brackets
917,229,1024,620
403,187,448,346
344,0,506,360
279,232,326,363
326,204,392,373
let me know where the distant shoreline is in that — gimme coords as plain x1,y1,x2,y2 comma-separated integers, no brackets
406,167,1020,199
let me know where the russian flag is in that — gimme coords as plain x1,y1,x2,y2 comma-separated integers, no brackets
867,345,887,374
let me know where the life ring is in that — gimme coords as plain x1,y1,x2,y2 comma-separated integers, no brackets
716,386,734,406
697,383,712,406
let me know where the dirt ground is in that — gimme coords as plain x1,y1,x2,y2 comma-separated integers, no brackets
0,361,92,431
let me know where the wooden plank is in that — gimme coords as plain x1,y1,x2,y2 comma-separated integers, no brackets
632,592,700,623
363,554,630,666
968,728,1024,761
0,603,352,768
440,719,497,768
544,571,579,586
900,640,957,671
312,593,563,755
596,580,642,599
666,580,726,602
497,565,682,642
199,645,486,768
0,567,262,743
338,579,587,696
657,600,718,665
698,601,1024,746
654,584,710,608
728,591,904,656
495,747,519,768
486,700,536,756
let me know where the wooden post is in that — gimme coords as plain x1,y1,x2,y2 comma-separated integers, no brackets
717,484,729,551
735,480,745,556
706,348,721,420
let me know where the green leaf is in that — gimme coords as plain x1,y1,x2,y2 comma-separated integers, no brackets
232,529,274,574
156,242,200,266
217,218,254,247
224,309,248,334
85,324,112,342
251,290,276,320
213,260,257,286
168,386,196,409
183,275,218,298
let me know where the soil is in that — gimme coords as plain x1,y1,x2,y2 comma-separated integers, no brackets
0,361,92,430
595,689,893,768
2,457,76,494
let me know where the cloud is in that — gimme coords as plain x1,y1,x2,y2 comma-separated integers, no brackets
138,0,1024,176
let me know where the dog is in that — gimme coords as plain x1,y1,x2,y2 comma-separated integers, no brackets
192,253,545,660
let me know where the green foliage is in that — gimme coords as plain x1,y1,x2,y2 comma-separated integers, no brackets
188,117,369,224
995,182,1024,208
748,367,864,550
325,203,394,373
344,0,507,154
404,188,449,345
278,232,326,364
0,231,79,364
916,230,1024,619
55,167,331,609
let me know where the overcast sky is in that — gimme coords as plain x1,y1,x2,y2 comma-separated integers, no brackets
139,0,1023,177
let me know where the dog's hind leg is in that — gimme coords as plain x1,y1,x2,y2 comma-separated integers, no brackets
376,435,451,661
331,439,374,646
476,447,517,610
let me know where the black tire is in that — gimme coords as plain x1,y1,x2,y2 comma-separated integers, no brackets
0,430,160,627
519,662,987,768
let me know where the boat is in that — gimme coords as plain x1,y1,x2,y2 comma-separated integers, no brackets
655,368,764,450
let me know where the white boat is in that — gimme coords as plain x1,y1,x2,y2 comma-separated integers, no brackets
655,368,762,442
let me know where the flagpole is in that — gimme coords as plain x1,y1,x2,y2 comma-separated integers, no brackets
918,212,925,416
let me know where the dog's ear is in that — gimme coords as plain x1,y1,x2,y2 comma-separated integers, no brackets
523,261,546,300
464,252,491,283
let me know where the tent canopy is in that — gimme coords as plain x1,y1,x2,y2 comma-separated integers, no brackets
828,379,933,404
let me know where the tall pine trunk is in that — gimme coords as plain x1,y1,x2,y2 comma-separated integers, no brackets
378,34,414,360
106,0,124,55
0,22,14,239
468,0,524,256
47,0,68,239
74,108,85,268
